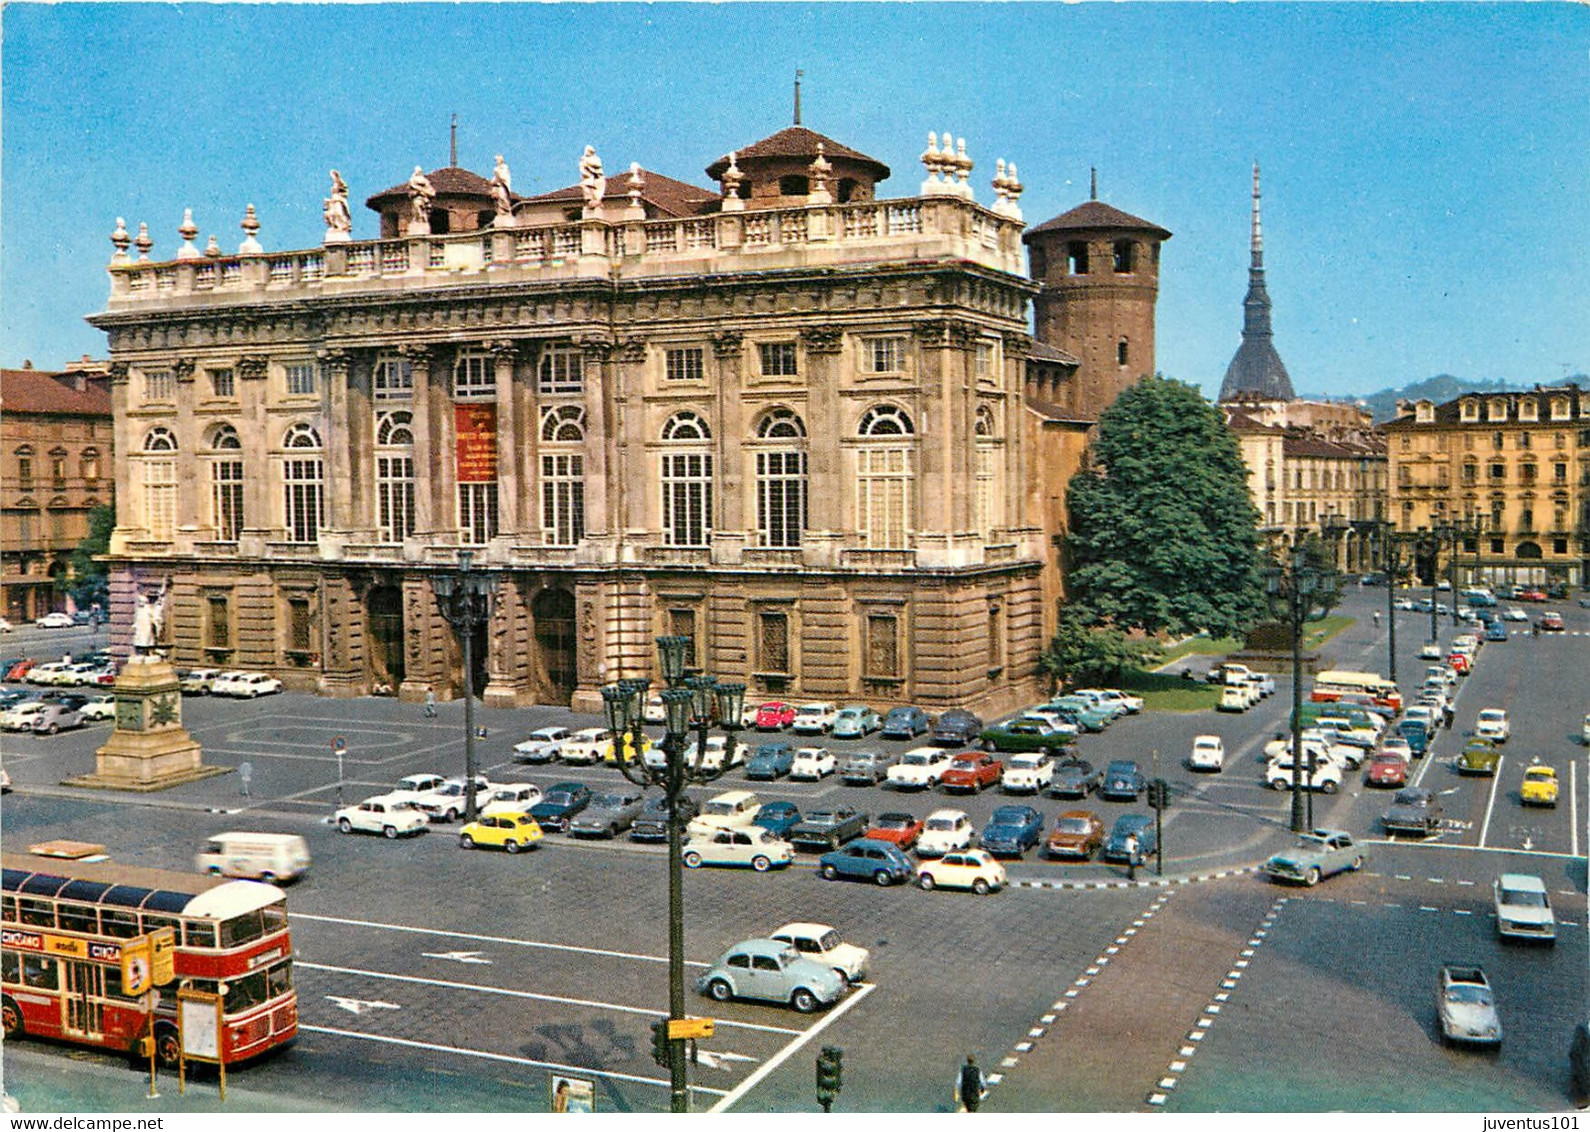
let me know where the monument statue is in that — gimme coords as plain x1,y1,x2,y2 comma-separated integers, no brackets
579,146,606,210
491,154,513,217
323,169,352,235
408,165,436,227
131,583,168,660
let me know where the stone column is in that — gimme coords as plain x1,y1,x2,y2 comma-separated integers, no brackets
798,326,844,561
913,320,975,557
321,349,355,537
402,345,440,543
483,574,530,707
236,354,271,556
569,577,607,714
580,337,615,550
612,337,649,539
488,340,526,538
106,363,136,555
712,332,748,559
318,570,363,696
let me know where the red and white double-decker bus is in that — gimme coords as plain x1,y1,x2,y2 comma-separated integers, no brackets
1,852,297,1065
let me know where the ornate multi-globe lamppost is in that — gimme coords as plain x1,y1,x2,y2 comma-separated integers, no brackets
602,636,745,1114
428,549,499,823
1265,545,1340,833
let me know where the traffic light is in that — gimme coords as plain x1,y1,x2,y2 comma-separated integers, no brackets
651,1017,671,1068
1147,778,1171,810
815,1044,844,1111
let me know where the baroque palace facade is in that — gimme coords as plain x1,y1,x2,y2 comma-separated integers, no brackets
89,124,1165,714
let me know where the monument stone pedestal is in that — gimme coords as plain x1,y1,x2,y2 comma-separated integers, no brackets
64,658,228,792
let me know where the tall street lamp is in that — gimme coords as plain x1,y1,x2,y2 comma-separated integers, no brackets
429,548,499,823
602,636,745,1114
1266,545,1340,833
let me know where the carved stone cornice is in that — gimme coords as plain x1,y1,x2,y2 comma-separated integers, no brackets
799,326,843,355
915,319,977,350
172,358,196,382
484,339,530,366
711,330,744,360
318,347,355,374
615,337,647,364
575,334,614,362
236,355,269,381
107,361,131,386
1002,331,1034,356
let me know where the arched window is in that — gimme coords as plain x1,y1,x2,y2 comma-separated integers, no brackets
754,409,807,548
375,412,415,544
974,404,1003,535
661,412,712,546
139,429,178,540
281,424,323,542
540,407,585,546
856,405,915,548
208,425,244,541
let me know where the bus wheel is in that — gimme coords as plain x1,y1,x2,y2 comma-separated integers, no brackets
154,1022,181,1067
2,996,23,1040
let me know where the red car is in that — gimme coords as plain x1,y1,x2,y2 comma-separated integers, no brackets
939,752,1003,794
754,701,796,730
4,658,35,682
1518,589,1547,602
866,811,924,850
1364,752,1409,789
1539,612,1566,633
1446,652,1471,675
1045,810,1105,860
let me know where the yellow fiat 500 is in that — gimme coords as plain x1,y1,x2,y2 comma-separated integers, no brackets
1520,766,1559,807
458,813,544,853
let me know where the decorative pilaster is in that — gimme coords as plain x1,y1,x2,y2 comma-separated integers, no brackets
400,344,441,544
579,336,615,544
487,339,526,537
321,348,355,538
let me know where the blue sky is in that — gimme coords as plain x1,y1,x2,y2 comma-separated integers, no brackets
3,2,1586,398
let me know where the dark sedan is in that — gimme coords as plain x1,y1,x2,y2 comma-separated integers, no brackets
751,801,803,840
1099,759,1146,801
979,805,1044,857
568,789,647,838
1382,786,1443,836
1102,814,1157,862
881,705,931,739
1048,758,1102,798
529,782,593,832
630,792,699,842
789,806,870,851
930,709,984,748
745,742,796,781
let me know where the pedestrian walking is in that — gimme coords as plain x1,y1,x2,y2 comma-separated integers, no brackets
423,689,437,718
1124,832,1140,882
957,1055,986,1113
1373,610,1381,628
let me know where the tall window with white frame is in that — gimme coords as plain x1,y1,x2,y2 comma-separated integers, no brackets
754,408,807,548
140,427,178,541
861,336,906,376
281,424,324,543
209,424,245,542
856,405,915,549
540,405,585,546
973,403,1003,536
373,355,414,401
284,361,320,397
453,351,496,400
538,347,583,396
661,411,713,547
458,482,498,545
143,369,175,404
375,411,416,544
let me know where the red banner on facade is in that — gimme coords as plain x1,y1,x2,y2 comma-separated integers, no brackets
455,404,498,483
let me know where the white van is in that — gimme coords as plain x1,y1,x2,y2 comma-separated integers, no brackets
195,832,310,883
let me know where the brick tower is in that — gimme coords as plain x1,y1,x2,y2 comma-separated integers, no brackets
1023,181,1171,421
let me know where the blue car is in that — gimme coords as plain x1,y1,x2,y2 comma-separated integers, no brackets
816,838,914,886
1100,759,1146,801
881,705,931,739
1484,621,1508,642
745,742,796,781
979,805,1044,856
1103,813,1157,862
752,801,803,839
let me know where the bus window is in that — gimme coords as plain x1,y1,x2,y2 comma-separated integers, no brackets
1,951,19,985
18,898,55,927
224,971,268,1012
22,955,58,990
57,902,99,936
143,914,179,939
1,895,16,922
266,959,292,1000
220,909,265,949
100,908,140,938
184,920,218,949
262,902,287,937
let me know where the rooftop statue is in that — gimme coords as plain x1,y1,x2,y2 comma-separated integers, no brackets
579,146,606,210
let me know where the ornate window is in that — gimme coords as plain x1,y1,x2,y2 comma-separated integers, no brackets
974,403,1003,535
282,424,324,543
757,610,790,674
375,411,415,544
856,405,915,548
284,361,320,397
208,368,235,398
140,428,179,540
864,612,900,679
143,370,175,403
537,348,583,396
860,337,906,375
974,340,996,385
661,412,712,547
373,355,413,401
540,406,585,546
209,425,244,542
453,351,495,400
754,409,807,548
758,342,798,377
665,348,704,383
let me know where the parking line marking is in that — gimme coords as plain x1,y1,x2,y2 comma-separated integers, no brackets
299,1023,727,1096
294,912,703,968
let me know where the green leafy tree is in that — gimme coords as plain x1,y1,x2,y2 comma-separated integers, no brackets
1065,376,1266,639
62,503,114,611
1039,607,1159,693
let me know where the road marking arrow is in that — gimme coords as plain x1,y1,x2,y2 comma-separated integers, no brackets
422,950,493,964
1523,836,1535,851
692,1049,760,1070
326,996,402,1015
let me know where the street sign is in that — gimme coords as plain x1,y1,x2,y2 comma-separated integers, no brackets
332,736,347,753
668,1017,715,1041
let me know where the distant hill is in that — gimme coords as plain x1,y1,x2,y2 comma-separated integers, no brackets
1296,374,1580,423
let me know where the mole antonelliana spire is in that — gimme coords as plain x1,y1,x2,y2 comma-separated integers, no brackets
1218,162,1295,402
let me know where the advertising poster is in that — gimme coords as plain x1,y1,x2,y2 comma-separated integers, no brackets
455,403,498,483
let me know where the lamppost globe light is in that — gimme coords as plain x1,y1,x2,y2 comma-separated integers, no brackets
602,684,632,734
686,674,718,723
715,681,747,729
662,686,693,737
657,636,691,686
